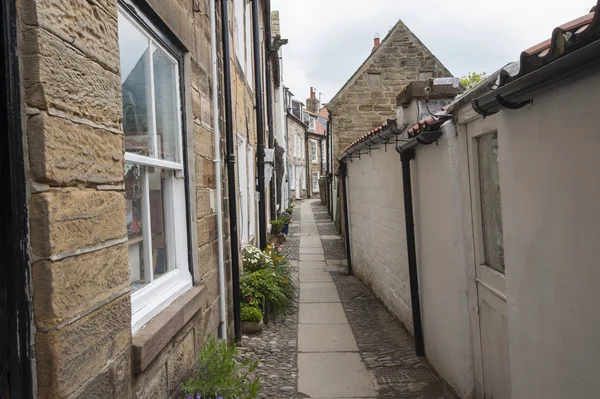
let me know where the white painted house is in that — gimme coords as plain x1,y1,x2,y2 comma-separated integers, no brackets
338,5,600,398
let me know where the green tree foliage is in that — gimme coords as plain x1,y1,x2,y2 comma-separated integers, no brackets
460,71,488,90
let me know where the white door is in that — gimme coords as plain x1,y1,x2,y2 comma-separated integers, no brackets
467,120,511,399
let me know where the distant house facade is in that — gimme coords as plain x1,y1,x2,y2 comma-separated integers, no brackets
304,88,326,198
286,95,308,199
336,4,600,399
325,21,452,227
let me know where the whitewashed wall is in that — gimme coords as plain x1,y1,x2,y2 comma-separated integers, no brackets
346,150,413,331
412,136,474,398
497,71,600,399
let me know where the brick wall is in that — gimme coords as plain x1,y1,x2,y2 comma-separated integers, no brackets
345,149,414,333
18,0,255,397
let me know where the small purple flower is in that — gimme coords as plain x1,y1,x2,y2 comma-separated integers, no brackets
195,394,202,399
186,395,192,399
216,396,223,399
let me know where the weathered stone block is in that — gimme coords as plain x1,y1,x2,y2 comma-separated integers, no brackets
197,216,210,246
196,189,212,218
21,27,122,129
197,242,217,279
194,124,214,160
202,155,215,188
29,189,126,258
135,366,168,399
33,243,129,329
69,364,113,399
113,349,133,399
166,331,194,394
28,113,123,185
20,0,119,72
36,294,131,399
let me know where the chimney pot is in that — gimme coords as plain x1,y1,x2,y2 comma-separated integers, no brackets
373,33,381,52
310,87,315,99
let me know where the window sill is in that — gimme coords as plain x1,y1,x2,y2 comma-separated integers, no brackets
132,284,206,374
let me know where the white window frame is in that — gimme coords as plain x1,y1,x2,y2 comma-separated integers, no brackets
311,140,318,163
290,164,295,186
309,117,316,131
245,1,253,89
119,6,192,334
248,145,256,240
237,134,249,244
312,172,320,193
233,0,245,74
302,168,306,190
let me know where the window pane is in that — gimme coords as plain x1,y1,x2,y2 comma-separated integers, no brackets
126,164,147,291
148,166,172,280
126,163,175,292
477,132,505,273
119,13,153,157
153,47,180,162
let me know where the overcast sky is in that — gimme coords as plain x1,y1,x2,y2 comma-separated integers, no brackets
271,0,594,104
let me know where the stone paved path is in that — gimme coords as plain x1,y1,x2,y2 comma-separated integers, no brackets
301,200,456,399
297,200,377,399
244,199,455,399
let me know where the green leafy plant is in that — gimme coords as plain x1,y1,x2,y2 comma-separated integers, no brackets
279,213,291,224
285,207,293,214
240,245,295,318
270,219,284,235
460,71,488,90
241,304,263,323
182,336,261,399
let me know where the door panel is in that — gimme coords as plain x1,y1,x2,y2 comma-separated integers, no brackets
479,286,511,399
467,118,511,399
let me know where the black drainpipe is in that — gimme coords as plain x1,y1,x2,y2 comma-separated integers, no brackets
251,0,267,249
305,132,310,198
220,0,241,341
264,0,276,220
327,113,333,218
399,147,424,357
339,160,353,275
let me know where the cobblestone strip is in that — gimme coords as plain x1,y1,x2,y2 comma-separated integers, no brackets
240,215,300,398
330,272,457,399
240,296,299,399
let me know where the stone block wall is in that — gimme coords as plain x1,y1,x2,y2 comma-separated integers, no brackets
17,0,254,397
328,20,452,167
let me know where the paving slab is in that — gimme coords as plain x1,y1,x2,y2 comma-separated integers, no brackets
299,272,333,283
300,284,341,303
298,352,376,398
299,247,324,254
300,253,325,261
299,303,348,324
298,324,359,352
298,263,327,273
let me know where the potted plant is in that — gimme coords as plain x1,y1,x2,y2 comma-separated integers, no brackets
241,304,264,334
270,219,285,245
280,212,292,235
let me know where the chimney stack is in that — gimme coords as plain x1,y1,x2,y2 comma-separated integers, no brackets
372,33,381,52
306,87,320,114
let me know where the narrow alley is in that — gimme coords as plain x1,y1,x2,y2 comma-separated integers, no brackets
244,199,456,398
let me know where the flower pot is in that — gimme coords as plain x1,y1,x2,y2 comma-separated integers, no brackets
281,222,289,235
275,233,285,246
241,321,264,335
